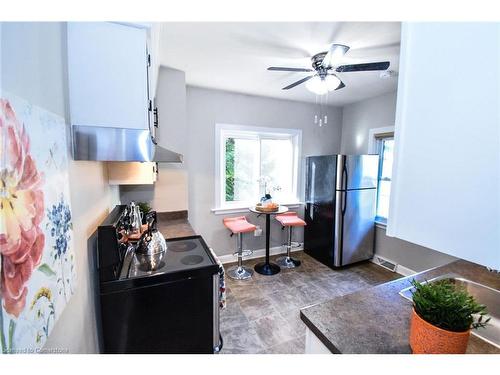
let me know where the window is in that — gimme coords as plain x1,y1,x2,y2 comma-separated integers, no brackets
215,124,301,211
375,135,394,221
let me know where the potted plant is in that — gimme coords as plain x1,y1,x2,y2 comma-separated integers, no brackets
409,279,490,354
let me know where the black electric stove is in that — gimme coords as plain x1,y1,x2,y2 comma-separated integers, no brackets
93,205,222,354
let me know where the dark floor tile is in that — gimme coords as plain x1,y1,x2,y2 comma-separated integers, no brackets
229,283,263,302
350,263,400,285
293,282,329,307
254,279,288,295
250,313,297,349
279,272,309,288
259,336,306,354
239,295,278,321
267,288,303,312
314,277,348,298
220,251,401,355
220,299,249,330
220,322,266,354
279,309,307,338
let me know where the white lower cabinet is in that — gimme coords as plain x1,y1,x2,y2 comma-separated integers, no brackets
107,162,157,185
305,327,332,354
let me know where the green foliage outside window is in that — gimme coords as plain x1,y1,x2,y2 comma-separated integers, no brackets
225,138,235,201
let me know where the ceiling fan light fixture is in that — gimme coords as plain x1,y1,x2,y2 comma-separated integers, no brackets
306,75,341,95
322,44,350,68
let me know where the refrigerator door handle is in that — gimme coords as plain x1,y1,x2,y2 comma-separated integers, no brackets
342,163,348,191
341,190,347,216
341,164,348,216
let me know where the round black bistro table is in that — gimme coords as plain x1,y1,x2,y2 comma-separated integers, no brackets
249,205,289,276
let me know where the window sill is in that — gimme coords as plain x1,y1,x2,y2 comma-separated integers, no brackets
375,216,387,229
211,202,303,215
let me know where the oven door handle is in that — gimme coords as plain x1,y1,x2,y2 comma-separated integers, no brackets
213,273,222,353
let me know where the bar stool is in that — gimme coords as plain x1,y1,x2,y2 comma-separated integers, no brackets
275,212,306,269
223,216,256,280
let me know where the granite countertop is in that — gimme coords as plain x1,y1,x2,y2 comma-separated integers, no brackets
300,259,500,354
156,211,196,239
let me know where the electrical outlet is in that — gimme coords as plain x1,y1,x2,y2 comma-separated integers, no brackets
254,226,262,236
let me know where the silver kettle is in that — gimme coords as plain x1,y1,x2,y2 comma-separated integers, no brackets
135,213,167,271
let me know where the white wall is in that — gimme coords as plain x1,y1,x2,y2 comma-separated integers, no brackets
340,91,457,272
388,23,499,270
119,67,189,212
186,86,343,256
1,22,119,353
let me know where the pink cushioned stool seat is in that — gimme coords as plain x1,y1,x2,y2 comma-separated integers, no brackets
275,212,306,227
223,216,256,234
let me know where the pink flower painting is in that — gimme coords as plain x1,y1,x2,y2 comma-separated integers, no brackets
1,93,75,353
0,99,45,318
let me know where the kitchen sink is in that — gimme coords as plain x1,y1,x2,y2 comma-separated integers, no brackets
399,274,500,348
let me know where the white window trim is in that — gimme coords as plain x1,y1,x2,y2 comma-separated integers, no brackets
368,126,395,226
213,123,302,214
367,126,395,154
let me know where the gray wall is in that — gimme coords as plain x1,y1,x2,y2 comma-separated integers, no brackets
186,86,343,256
1,22,119,353
120,67,188,211
340,91,456,272
341,91,398,154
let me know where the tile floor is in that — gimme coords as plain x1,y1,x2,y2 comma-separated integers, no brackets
220,251,401,354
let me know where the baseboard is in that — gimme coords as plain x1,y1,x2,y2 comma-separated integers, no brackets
218,244,303,264
395,264,417,277
370,254,417,276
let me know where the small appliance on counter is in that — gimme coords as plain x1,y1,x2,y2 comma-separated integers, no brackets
93,204,223,354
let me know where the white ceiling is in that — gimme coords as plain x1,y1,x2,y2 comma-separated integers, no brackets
159,22,401,106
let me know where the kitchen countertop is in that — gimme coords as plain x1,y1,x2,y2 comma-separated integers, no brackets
156,211,196,239
300,259,500,354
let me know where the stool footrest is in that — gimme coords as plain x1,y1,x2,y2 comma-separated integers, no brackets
233,249,253,257
282,242,301,248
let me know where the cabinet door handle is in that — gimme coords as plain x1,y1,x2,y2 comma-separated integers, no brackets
153,107,159,128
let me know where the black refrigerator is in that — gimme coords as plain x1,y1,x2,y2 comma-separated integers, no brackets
304,155,379,268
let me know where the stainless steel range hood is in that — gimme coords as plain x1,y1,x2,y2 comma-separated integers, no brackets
72,125,183,163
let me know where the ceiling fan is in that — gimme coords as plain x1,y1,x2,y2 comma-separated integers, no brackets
267,44,390,95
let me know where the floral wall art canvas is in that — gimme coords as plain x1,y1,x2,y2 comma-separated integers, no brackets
0,92,76,354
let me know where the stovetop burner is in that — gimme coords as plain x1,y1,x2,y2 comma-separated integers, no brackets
180,255,204,265
138,260,166,272
168,241,197,252
125,236,215,279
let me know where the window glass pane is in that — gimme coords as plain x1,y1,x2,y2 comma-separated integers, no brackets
377,137,394,219
225,138,235,201
260,138,294,201
380,139,394,180
377,180,391,219
225,137,259,202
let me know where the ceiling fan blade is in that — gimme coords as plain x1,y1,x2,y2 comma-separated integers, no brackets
268,67,313,72
335,81,346,90
322,44,350,68
336,61,390,72
282,75,314,90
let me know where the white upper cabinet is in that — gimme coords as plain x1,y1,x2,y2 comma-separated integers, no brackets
67,22,150,130
148,23,162,97
387,23,500,269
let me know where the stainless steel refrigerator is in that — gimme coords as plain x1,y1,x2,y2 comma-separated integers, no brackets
304,155,379,267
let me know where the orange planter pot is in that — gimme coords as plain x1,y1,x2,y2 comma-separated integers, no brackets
409,308,471,354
